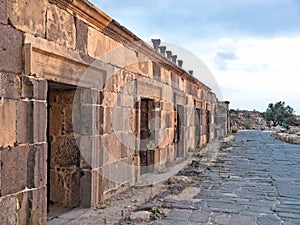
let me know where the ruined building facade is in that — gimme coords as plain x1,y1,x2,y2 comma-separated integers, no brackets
0,0,230,224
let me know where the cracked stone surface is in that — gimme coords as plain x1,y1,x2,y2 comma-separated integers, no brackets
153,131,300,225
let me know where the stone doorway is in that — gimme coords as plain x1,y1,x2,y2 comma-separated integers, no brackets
175,104,185,158
195,107,201,149
47,83,81,218
139,98,155,175
206,110,211,143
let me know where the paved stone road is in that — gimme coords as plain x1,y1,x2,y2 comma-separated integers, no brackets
154,131,300,225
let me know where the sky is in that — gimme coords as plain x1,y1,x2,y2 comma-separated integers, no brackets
90,0,300,113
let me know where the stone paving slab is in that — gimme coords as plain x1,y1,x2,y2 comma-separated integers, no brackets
153,131,300,225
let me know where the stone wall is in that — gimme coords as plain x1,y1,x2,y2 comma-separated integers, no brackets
275,133,300,144
0,0,230,224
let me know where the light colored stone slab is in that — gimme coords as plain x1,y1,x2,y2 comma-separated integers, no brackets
0,99,16,148
7,0,47,37
47,4,76,49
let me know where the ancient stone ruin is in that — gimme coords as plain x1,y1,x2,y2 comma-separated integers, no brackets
0,0,230,224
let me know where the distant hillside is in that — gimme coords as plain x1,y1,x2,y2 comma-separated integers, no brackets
230,110,267,132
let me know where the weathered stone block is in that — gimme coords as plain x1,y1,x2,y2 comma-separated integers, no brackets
104,70,124,93
121,108,131,133
96,106,104,135
0,0,7,24
79,135,93,169
117,94,134,108
16,191,30,225
123,158,134,184
0,146,29,196
102,165,116,191
113,107,123,132
33,101,47,143
16,186,47,225
0,195,17,224
153,61,161,79
0,99,16,148
101,133,122,162
87,27,122,62
47,4,76,49
120,144,128,158
103,106,113,134
102,92,118,107
80,170,91,208
63,104,74,135
48,103,62,137
0,24,22,74
0,73,21,99
34,79,47,100
27,143,47,188
75,17,88,53
21,76,33,99
16,100,33,144
49,166,80,208
126,61,153,78
31,186,47,225
7,0,47,37
121,132,135,151
80,104,94,135
110,160,126,185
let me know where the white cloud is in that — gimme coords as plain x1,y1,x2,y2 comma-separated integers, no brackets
195,35,300,112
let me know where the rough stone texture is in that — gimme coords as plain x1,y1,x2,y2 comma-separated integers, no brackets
0,99,16,148
75,17,88,53
87,27,122,62
130,211,151,222
34,79,47,100
16,100,33,144
7,0,47,37
80,170,92,208
28,143,47,188
33,101,47,143
0,195,17,224
47,4,76,49
0,73,21,99
101,133,122,163
0,146,29,196
16,191,30,225
50,166,80,208
16,187,47,225
167,175,191,185
0,24,22,73
50,136,80,167
21,76,33,99
0,0,7,24
276,132,300,145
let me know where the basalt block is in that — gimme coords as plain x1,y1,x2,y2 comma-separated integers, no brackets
47,4,76,49
0,24,22,74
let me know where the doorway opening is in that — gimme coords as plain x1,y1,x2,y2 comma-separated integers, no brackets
47,83,81,219
175,104,185,158
139,98,155,175
195,107,201,149
206,110,211,143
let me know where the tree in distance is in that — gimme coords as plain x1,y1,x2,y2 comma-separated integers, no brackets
264,101,299,127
